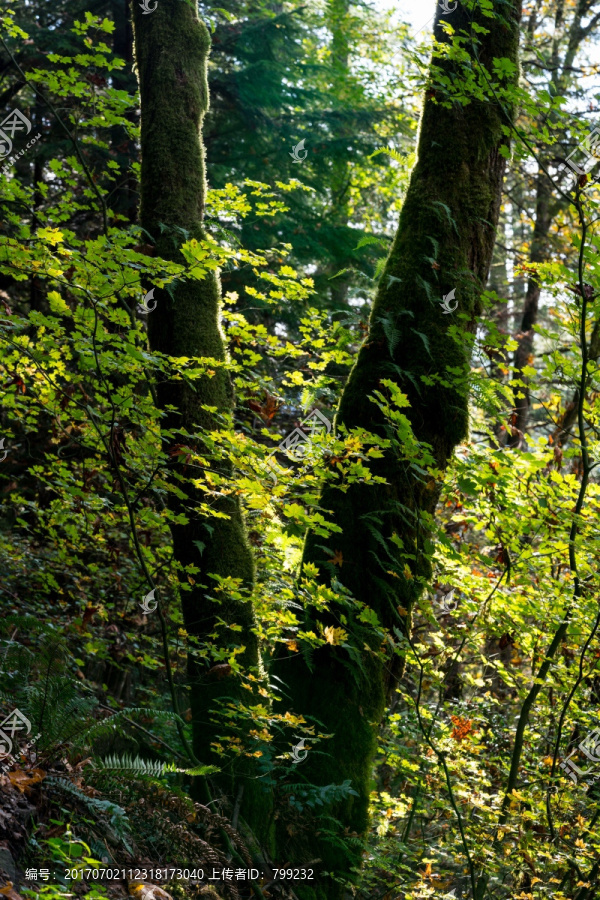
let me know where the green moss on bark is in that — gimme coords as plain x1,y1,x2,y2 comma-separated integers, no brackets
131,0,268,838
274,2,522,895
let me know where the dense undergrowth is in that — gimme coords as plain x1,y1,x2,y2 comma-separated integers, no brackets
2,2,600,900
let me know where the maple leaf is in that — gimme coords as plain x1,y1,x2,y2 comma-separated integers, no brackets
81,605,98,628
420,862,433,879
324,626,348,645
499,633,515,649
450,716,473,741
248,392,281,422
329,550,343,567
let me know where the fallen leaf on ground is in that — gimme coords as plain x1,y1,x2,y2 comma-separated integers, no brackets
7,769,46,793
0,883,24,900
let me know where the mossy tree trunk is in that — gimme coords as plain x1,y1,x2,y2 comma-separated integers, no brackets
131,0,262,828
274,1,522,892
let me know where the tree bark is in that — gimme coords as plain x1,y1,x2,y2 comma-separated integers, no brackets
274,1,522,892
131,0,263,828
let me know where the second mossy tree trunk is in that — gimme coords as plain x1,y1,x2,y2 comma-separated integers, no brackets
274,1,522,894
130,0,264,831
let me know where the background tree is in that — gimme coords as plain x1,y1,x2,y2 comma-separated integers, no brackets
492,0,600,446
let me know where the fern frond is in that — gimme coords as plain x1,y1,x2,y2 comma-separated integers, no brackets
45,777,133,853
96,754,167,778
23,675,97,749
0,615,55,637
95,753,217,779
70,707,182,749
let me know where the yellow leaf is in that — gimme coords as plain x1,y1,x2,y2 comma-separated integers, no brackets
47,291,70,315
324,625,348,645
38,227,64,245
